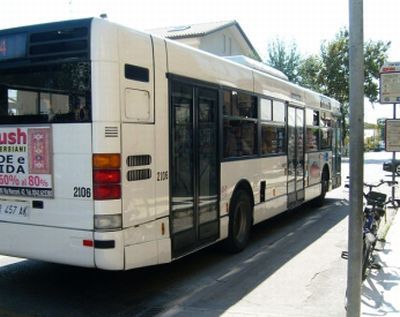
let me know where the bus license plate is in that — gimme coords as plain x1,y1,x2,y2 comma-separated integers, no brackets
0,201,30,218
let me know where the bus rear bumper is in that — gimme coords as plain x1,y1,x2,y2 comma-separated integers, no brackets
0,221,95,268
94,230,124,270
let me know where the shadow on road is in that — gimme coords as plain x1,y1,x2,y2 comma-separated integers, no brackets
361,245,400,315
0,198,348,317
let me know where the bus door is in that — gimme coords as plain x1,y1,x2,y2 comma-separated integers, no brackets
287,106,305,207
170,81,219,258
332,118,342,188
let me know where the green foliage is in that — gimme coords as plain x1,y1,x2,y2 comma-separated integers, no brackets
317,29,389,141
318,29,350,105
364,39,390,103
266,38,302,83
313,29,390,106
266,29,391,142
298,55,323,92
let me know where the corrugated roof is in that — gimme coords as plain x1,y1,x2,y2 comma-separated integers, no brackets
148,20,236,39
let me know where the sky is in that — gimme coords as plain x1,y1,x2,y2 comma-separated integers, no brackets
0,0,399,123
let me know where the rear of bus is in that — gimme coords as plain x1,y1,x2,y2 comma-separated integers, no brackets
0,18,124,269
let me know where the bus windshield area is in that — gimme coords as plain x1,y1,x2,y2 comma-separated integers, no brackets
0,62,91,124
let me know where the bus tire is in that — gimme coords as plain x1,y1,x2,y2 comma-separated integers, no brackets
225,190,252,253
313,168,329,207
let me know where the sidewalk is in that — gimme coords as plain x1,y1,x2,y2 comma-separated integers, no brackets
361,208,400,315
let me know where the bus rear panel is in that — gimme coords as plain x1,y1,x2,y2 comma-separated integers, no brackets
0,19,100,268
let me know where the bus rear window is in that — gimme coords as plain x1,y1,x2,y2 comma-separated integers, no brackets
0,62,90,123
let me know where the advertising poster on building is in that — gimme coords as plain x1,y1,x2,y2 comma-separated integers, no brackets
0,127,53,198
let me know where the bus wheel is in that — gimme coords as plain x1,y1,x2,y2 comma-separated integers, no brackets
313,169,329,207
225,190,252,253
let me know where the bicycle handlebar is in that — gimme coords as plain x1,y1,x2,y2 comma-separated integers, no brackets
363,179,398,188
345,178,400,207
345,179,398,189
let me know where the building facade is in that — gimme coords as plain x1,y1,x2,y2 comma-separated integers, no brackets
148,20,261,61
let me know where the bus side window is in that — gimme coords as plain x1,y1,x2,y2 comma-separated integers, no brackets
224,122,240,157
305,108,320,152
72,96,90,121
125,64,149,83
223,90,257,158
0,85,7,116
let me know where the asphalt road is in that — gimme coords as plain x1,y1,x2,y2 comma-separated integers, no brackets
0,201,349,316
5,152,393,317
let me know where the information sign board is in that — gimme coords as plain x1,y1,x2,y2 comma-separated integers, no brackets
380,62,400,104
385,119,400,152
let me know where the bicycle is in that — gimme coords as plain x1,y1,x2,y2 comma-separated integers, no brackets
361,179,399,280
343,179,398,281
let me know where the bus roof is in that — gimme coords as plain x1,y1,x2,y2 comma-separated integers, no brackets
0,17,341,115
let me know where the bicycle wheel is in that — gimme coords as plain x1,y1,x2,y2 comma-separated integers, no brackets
362,234,374,281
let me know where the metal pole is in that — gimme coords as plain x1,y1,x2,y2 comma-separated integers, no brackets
392,104,396,200
347,0,364,315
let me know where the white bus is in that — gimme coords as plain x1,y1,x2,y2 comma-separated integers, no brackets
0,18,341,270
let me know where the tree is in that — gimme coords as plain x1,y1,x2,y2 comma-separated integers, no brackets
300,29,390,141
266,38,302,83
265,29,390,142
298,55,322,91
318,29,350,105
327,30,388,140
364,40,390,103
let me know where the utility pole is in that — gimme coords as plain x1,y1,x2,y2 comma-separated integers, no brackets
347,0,364,315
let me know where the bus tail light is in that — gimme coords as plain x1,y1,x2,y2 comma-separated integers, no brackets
93,153,120,169
94,184,121,200
94,214,122,230
93,154,121,200
93,170,121,184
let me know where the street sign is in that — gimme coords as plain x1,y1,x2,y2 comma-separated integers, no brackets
380,62,400,104
385,119,400,152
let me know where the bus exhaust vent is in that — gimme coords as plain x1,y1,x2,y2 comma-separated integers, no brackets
127,155,152,167
29,26,89,62
105,126,119,138
127,169,152,181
